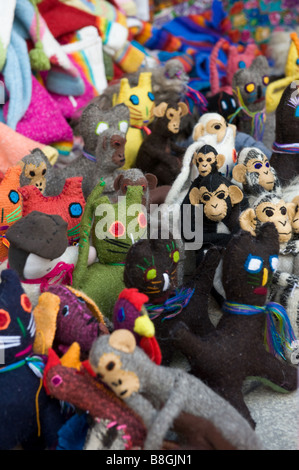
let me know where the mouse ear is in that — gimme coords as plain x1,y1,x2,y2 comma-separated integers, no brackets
109,329,136,353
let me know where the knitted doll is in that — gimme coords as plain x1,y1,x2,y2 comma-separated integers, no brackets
19,148,55,195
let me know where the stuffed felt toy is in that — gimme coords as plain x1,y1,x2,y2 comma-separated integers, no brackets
123,237,221,365
0,269,65,450
192,112,237,179
88,329,263,450
45,103,130,199
230,55,275,149
43,344,147,450
113,288,162,365
19,176,86,245
135,100,189,186
232,147,282,208
266,32,299,114
151,59,189,105
72,180,146,319
270,81,299,187
112,72,155,170
170,223,298,428
0,165,22,262
18,148,55,195
3,211,96,307
33,285,109,360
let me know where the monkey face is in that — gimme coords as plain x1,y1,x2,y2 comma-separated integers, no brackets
204,117,227,143
246,156,275,190
108,134,126,167
198,184,230,221
24,162,47,193
255,200,293,243
94,352,140,399
291,197,299,233
192,151,217,177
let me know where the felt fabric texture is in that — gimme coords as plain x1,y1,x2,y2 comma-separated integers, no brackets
112,72,155,169
19,148,54,195
19,176,86,245
135,101,188,186
43,345,147,450
170,223,298,428
0,269,66,450
88,329,263,450
0,165,22,262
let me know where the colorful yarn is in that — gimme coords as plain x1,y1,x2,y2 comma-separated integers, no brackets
146,287,195,322
222,300,297,360
272,141,299,154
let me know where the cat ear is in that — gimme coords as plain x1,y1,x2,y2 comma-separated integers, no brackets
137,72,152,89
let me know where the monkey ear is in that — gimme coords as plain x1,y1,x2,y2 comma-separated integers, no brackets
228,185,244,205
154,102,168,118
286,202,296,221
109,329,136,354
145,173,158,190
216,154,226,169
192,123,205,141
113,174,123,191
178,102,189,116
232,164,247,183
239,208,257,236
189,187,201,205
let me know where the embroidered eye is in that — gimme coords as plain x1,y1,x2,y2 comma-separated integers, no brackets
20,294,32,313
137,212,147,229
265,209,274,217
265,161,270,168
109,221,126,238
296,58,299,66
245,82,255,93
117,307,126,323
216,191,225,199
145,268,157,281
263,75,269,86
130,94,139,105
62,305,69,317
254,162,263,170
29,171,35,177
244,254,263,273
238,60,246,68
269,255,279,272
118,121,129,134
42,169,46,175
8,190,19,204
77,296,85,304
148,92,155,101
214,124,221,130
69,202,83,218
0,309,11,330
95,122,109,135
221,100,228,110
207,157,212,162
106,361,115,371
170,249,180,263
202,194,211,202
280,206,287,215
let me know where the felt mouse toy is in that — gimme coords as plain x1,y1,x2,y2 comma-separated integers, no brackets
72,180,146,319
43,344,147,450
135,100,189,186
3,211,97,307
45,103,130,199
123,237,221,365
19,176,86,245
270,81,299,187
112,72,155,170
88,329,263,450
0,165,22,262
232,147,282,208
0,269,65,450
32,286,109,360
19,148,55,195
170,223,298,428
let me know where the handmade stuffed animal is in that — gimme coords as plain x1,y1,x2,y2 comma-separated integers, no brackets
232,147,282,208
135,101,188,186
0,269,65,450
0,165,22,262
170,223,298,428
88,329,263,450
270,81,299,187
19,148,54,195
45,103,130,199
32,285,109,359
123,237,220,365
4,211,96,307
19,177,86,245
72,180,146,318
112,72,155,169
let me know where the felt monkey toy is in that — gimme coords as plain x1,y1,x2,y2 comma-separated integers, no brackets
135,100,189,186
192,112,237,178
19,148,54,195
232,147,281,208
191,144,226,180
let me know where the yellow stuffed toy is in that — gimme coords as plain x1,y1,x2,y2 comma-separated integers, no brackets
112,72,155,169
266,32,299,113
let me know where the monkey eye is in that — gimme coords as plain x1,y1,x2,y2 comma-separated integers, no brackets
254,162,263,170
214,124,221,130
207,158,212,162
29,171,35,177
198,157,203,162
265,161,270,168
280,206,287,215
202,194,211,201
106,361,115,371
216,191,225,199
42,169,46,175
265,209,274,217
123,185,128,191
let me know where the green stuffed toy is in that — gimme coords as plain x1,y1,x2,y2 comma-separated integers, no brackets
72,180,147,319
